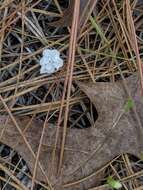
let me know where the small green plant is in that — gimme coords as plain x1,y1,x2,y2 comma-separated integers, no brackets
107,176,122,189
124,98,134,112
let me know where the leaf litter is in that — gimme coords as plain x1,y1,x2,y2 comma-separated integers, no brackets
1,0,143,189
0,73,143,189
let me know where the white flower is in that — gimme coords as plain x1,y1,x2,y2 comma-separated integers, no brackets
39,49,63,74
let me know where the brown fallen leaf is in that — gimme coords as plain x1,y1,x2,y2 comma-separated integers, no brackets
0,73,143,189
49,0,98,31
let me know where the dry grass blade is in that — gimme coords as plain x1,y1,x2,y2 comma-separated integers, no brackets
125,0,143,93
58,0,80,173
31,114,50,190
0,163,29,190
0,175,24,190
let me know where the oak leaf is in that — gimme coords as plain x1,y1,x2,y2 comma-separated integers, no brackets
0,73,143,189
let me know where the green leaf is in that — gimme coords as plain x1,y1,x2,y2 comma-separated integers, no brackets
140,151,143,160
124,98,134,112
107,176,122,189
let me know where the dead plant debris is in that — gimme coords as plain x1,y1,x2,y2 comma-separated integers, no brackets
0,73,143,189
1,0,143,190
